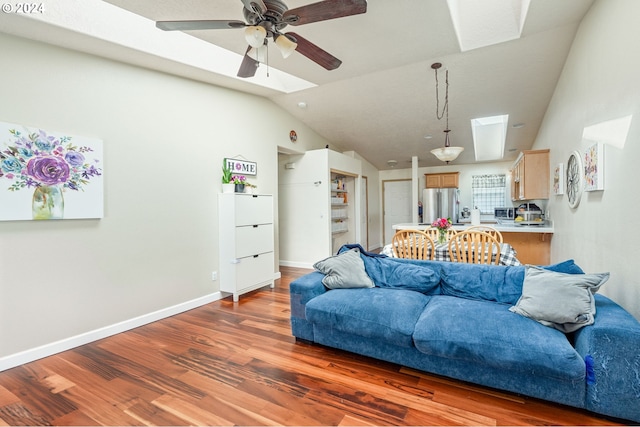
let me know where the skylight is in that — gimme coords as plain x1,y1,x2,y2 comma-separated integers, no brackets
446,0,531,52
9,0,316,94
471,115,509,161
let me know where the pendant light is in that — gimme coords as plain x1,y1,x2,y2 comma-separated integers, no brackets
430,63,464,164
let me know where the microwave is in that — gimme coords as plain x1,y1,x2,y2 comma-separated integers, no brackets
494,207,515,220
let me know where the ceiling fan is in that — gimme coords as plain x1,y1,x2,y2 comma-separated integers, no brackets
155,0,367,78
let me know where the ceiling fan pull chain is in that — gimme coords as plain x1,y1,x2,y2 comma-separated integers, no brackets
266,40,270,77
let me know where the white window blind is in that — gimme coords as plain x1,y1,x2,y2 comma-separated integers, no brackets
472,174,506,214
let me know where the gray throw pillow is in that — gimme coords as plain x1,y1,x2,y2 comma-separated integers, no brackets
509,266,609,333
313,248,375,289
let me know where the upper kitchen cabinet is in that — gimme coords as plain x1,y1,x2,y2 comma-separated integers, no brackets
425,172,459,188
511,149,550,201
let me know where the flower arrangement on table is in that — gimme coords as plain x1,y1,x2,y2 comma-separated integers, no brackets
431,217,453,244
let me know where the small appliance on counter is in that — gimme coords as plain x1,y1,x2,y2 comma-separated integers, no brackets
494,207,515,224
514,203,544,225
460,206,471,220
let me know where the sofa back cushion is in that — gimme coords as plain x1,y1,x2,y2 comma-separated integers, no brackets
439,263,524,305
359,256,442,294
439,259,586,305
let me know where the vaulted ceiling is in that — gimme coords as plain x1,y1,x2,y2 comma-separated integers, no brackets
0,0,595,169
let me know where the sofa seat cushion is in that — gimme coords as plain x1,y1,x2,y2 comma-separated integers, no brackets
413,296,585,381
306,288,431,348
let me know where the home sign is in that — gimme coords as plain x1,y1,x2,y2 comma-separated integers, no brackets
225,158,257,176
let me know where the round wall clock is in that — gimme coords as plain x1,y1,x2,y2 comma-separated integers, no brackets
566,150,583,208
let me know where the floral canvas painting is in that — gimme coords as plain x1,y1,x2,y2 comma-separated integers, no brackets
553,163,564,195
584,142,604,192
0,121,103,221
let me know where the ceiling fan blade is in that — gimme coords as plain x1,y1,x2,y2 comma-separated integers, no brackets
283,0,367,26
237,46,259,78
286,32,342,70
156,20,246,31
240,0,267,15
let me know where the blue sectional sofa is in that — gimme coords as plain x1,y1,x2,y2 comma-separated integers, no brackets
290,245,640,423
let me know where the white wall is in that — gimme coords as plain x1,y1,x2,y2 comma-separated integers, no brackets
0,32,331,364
532,0,640,319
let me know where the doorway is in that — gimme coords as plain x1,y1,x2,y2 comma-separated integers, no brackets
382,179,412,245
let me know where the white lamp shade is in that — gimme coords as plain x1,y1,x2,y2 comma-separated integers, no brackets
431,146,464,162
275,34,297,58
244,26,266,48
247,45,268,62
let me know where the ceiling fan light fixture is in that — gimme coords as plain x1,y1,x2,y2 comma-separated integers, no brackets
244,25,267,48
275,34,298,58
247,44,268,62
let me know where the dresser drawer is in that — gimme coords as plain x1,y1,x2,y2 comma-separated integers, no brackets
234,195,273,226
236,252,274,291
234,223,274,258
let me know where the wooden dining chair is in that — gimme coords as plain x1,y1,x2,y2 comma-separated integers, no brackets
424,227,458,241
392,229,435,260
448,230,502,265
464,225,503,243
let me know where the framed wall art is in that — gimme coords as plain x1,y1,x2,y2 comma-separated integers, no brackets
553,163,564,195
0,120,103,221
584,142,604,191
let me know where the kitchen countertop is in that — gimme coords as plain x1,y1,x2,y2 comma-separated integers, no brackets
393,222,554,234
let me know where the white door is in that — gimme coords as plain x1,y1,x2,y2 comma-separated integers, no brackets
383,179,412,245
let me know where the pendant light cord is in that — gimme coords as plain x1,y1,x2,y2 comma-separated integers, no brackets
435,67,449,129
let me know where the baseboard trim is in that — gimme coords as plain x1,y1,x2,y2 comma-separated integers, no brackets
0,291,222,372
279,260,315,269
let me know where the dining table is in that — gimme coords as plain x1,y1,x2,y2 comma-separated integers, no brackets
381,241,522,266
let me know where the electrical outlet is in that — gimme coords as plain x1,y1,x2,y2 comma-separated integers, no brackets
211,271,217,281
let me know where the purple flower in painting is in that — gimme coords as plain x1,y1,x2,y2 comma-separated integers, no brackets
26,156,70,185
2,128,101,192
65,151,85,167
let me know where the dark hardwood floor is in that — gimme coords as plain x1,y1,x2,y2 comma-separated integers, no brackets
0,267,626,426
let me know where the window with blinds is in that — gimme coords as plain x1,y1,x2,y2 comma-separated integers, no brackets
472,174,506,214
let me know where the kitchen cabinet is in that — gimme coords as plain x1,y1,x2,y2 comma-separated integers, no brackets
511,149,549,201
425,172,459,188
501,231,552,265
218,193,274,302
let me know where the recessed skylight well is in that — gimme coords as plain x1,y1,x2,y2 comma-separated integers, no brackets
447,0,531,52
472,114,508,161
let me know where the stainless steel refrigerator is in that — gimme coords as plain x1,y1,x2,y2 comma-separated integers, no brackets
422,188,459,224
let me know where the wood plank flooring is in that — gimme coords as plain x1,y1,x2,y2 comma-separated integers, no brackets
0,267,627,426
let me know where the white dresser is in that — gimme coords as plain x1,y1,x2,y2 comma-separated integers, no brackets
218,193,275,302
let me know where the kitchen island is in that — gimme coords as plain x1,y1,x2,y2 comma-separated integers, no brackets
393,222,553,265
